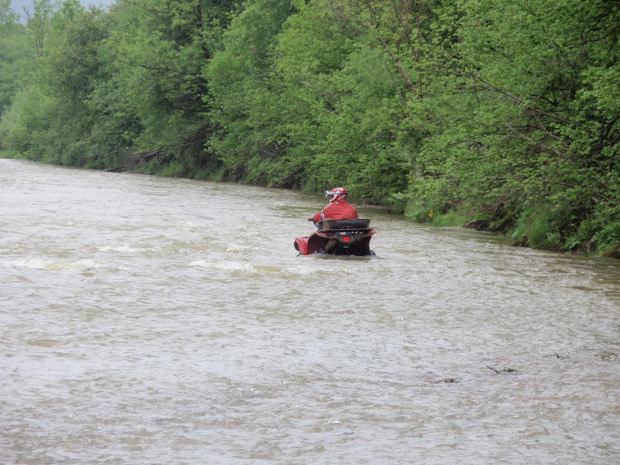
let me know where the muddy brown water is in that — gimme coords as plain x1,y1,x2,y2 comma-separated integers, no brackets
1,159,619,464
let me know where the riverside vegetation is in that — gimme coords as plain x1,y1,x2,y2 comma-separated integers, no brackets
1,0,618,257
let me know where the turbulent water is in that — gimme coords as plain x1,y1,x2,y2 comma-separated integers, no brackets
1,158,619,464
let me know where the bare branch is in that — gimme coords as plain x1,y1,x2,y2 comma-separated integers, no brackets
466,71,588,131
378,34,417,94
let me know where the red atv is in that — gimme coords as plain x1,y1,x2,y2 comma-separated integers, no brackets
294,219,375,256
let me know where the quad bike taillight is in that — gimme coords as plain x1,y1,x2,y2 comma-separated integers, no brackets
336,231,361,246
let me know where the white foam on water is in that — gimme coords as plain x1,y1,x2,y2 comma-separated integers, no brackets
99,244,161,254
226,243,252,253
225,243,267,254
280,264,355,277
178,221,202,231
5,257,99,271
187,259,355,278
188,260,256,272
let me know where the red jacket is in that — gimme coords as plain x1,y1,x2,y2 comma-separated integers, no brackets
312,201,358,223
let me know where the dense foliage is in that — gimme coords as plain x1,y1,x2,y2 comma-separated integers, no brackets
1,0,618,256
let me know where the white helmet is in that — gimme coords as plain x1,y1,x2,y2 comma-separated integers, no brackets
325,187,348,204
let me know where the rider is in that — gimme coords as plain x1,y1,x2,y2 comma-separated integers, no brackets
310,187,358,224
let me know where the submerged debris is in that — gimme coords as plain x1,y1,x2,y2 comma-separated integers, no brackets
486,366,517,374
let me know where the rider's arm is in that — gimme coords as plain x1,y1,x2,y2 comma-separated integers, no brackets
311,210,324,223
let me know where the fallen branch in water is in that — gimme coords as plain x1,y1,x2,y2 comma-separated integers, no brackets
487,366,516,374
545,350,568,359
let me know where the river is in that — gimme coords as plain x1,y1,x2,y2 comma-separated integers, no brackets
1,158,619,464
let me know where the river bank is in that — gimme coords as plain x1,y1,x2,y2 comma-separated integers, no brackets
4,151,618,260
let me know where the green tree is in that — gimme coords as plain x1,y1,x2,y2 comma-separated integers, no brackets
408,0,620,254
4,4,112,166
268,0,450,201
209,0,439,200
207,0,299,184
0,0,16,28
0,0,28,115
104,0,242,175
23,0,55,57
